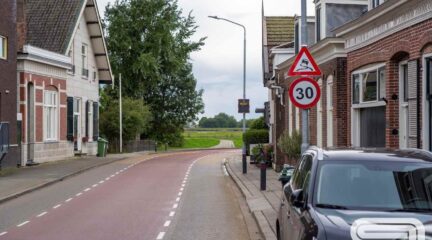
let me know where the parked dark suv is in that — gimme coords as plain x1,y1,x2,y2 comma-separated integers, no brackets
277,147,432,240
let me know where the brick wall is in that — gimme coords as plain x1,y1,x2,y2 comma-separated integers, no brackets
347,19,432,149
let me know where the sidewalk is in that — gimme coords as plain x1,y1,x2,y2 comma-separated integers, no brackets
0,152,146,204
225,155,282,240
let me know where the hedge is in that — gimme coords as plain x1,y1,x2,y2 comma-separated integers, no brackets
243,129,269,153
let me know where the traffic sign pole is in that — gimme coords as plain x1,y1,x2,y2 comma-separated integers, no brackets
301,0,309,154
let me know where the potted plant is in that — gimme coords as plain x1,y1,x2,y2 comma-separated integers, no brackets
277,130,302,167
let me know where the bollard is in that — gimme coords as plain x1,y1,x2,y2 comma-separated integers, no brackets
260,161,266,191
242,147,247,174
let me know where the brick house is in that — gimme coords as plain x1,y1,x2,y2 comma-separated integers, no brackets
0,0,20,168
17,0,112,164
334,0,432,150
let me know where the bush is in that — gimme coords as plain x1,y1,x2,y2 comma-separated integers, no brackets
243,129,269,153
249,117,268,130
277,130,302,162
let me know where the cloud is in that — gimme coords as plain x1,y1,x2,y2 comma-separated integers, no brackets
97,0,315,120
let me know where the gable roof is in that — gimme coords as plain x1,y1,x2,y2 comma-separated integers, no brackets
25,0,113,84
264,17,295,47
26,0,84,54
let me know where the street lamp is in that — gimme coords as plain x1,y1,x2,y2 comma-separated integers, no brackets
208,16,248,174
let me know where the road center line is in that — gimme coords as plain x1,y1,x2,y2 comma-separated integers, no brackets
17,221,29,227
176,197,180,202
180,188,184,191
110,175,115,178
76,192,83,196
169,211,175,217
37,212,47,217
65,198,73,202
164,220,171,227
156,232,165,240
84,188,91,192
178,192,182,196
53,204,61,209
181,184,185,187
173,203,178,209
0,232,7,236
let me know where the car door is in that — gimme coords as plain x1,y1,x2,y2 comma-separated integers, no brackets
288,154,313,240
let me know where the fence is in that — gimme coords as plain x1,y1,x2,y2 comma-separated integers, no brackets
109,139,157,153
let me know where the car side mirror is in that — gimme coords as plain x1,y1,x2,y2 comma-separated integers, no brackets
289,189,304,209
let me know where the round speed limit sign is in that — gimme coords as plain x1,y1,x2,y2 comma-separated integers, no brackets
289,77,321,109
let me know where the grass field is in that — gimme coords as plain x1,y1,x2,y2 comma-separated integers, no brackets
183,128,243,148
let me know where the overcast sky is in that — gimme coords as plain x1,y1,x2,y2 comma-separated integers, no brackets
97,0,315,120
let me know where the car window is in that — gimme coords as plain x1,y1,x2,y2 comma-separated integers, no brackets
291,154,313,191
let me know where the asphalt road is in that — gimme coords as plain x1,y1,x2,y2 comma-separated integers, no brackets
0,150,259,240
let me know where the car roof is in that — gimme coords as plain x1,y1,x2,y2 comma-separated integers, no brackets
307,147,432,163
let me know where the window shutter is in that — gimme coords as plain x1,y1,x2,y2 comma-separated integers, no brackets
67,97,74,141
407,60,418,148
93,102,99,141
85,101,89,138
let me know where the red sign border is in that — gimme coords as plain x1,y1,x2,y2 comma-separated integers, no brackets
289,77,321,109
288,47,322,76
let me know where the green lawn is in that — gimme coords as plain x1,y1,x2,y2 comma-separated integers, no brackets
183,128,243,148
182,138,220,149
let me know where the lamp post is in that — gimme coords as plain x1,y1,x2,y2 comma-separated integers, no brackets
209,16,248,174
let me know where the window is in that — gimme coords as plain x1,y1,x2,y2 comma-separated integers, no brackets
44,91,58,141
81,44,88,77
291,155,313,192
0,36,7,60
401,64,408,102
316,7,321,42
371,0,386,9
68,44,75,74
352,66,386,104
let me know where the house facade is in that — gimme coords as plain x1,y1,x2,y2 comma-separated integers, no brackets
335,0,432,150
17,0,112,164
0,0,20,168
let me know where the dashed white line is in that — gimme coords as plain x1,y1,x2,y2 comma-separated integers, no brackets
180,188,184,191
164,220,171,227
178,192,182,196
37,212,47,217
17,221,29,227
176,197,180,202
110,175,115,178
84,188,91,192
0,232,7,236
173,203,178,209
53,204,61,209
181,184,185,187
92,184,98,188
156,232,165,240
76,192,83,197
169,211,175,217
182,181,186,184
105,177,110,181
99,180,104,184
65,198,73,202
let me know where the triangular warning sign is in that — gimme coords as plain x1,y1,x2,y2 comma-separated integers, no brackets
288,46,322,76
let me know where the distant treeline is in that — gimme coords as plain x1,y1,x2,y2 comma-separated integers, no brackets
198,113,266,129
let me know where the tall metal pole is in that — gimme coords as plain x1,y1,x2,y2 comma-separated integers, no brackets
208,16,247,173
300,0,309,154
242,25,247,174
119,73,123,153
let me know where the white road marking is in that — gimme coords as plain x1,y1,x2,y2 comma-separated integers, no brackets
76,192,83,197
84,188,91,192
53,204,61,209
164,220,171,227
99,180,104,184
182,181,186,184
65,198,73,202
156,232,165,240
92,184,98,188
181,184,185,187
110,175,115,178
180,188,184,191
17,221,29,227
169,211,175,217
37,212,47,217
0,232,7,236
173,203,178,209
178,192,182,196
105,177,110,180
176,197,180,202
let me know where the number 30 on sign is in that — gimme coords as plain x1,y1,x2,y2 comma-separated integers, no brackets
289,77,321,109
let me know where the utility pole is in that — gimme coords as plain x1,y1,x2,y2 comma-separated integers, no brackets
300,0,309,154
119,73,123,153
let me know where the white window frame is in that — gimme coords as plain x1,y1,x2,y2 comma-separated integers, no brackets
317,79,323,147
81,43,88,77
43,90,59,141
0,35,7,60
88,101,93,142
352,63,386,107
326,76,334,147
422,53,432,151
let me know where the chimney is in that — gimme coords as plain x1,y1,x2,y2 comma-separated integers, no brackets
16,0,27,52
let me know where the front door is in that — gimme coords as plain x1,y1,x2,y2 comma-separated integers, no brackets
427,58,432,151
360,107,386,147
399,63,409,149
73,98,82,152
27,83,35,162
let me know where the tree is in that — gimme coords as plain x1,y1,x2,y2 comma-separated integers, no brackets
249,116,268,130
198,113,238,128
99,89,152,143
105,0,205,145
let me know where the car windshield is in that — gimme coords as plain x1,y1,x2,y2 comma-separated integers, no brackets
315,160,432,211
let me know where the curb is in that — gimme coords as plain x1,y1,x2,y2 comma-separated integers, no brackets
0,155,134,205
224,158,277,240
